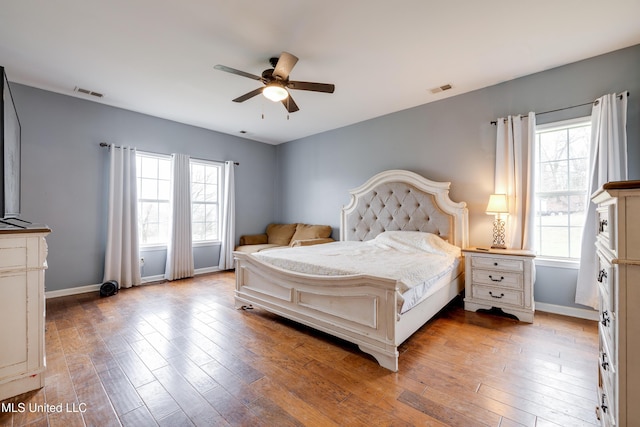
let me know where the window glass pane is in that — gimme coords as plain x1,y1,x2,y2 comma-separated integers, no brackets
191,164,205,183
192,183,205,202
140,178,158,199
158,179,171,200
192,203,205,222
139,156,158,179
539,226,569,257
538,130,567,162
158,158,171,177
205,184,217,202
206,167,218,185
569,127,590,158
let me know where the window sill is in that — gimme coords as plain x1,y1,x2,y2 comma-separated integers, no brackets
534,257,580,269
193,241,221,248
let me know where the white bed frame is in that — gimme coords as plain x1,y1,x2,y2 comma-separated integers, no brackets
234,170,468,371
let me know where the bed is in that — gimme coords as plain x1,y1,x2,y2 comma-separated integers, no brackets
234,169,469,371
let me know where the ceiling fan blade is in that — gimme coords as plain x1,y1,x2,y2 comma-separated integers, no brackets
214,64,262,81
287,81,335,93
273,52,299,81
233,87,264,103
281,95,300,113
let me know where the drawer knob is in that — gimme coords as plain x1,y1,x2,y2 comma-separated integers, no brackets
601,353,609,371
493,262,498,266
489,275,504,282
601,394,608,414
599,219,608,233
601,310,611,327
489,291,505,299
597,269,608,283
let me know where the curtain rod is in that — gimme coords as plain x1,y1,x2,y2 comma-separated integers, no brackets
490,91,629,125
99,142,239,165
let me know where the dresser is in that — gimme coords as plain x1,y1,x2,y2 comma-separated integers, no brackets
462,248,536,322
0,225,50,401
592,181,640,426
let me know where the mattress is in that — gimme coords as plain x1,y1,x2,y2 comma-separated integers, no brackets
253,231,462,314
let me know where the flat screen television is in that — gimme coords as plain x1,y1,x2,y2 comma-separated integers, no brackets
0,66,21,219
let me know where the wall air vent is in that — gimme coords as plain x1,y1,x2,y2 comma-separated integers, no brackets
74,87,104,98
430,84,453,94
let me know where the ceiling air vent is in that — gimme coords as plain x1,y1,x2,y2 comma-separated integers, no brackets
74,86,104,98
430,84,452,94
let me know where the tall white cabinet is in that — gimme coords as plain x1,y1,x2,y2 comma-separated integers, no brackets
592,181,640,426
0,226,50,401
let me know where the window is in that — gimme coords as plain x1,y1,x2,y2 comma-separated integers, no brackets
136,153,171,246
136,154,222,246
191,160,222,242
534,118,591,259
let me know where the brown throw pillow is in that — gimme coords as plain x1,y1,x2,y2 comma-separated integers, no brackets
290,224,332,243
266,223,298,246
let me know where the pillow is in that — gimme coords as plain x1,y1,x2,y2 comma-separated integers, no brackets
373,231,461,257
290,223,332,244
266,223,298,246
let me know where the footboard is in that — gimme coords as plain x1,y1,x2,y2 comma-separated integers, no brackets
234,251,402,371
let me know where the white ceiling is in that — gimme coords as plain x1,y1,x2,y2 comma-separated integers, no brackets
1,1,639,145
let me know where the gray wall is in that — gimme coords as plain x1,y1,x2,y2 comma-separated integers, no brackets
14,85,278,292
275,44,640,310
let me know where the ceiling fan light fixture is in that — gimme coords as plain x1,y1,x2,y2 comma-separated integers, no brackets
263,83,289,102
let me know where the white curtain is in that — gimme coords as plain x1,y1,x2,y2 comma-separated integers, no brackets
165,153,194,280
218,161,236,270
104,146,141,288
575,92,628,308
495,112,536,250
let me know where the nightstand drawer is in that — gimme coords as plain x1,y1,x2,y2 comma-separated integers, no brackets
471,285,522,306
471,256,524,272
472,269,523,289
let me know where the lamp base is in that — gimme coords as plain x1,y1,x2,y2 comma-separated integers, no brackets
491,218,507,250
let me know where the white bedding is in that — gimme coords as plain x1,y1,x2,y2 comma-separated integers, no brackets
253,231,461,314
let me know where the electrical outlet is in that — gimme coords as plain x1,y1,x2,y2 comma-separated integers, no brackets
140,257,145,266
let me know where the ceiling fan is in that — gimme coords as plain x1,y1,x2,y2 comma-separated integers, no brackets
214,52,335,113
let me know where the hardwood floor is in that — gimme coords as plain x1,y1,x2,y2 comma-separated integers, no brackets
1,271,599,426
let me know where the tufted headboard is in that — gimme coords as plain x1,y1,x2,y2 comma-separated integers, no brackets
340,170,468,248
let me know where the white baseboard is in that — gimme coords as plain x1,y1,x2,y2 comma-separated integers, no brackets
45,283,101,299
194,266,222,275
45,267,223,299
535,302,599,321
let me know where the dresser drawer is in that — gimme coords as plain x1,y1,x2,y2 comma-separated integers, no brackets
597,365,617,427
599,331,616,392
471,285,523,307
471,256,524,272
472,269,523,290
0,238,28,272
599,290,616,363
596,203,615,253
596,253,615,314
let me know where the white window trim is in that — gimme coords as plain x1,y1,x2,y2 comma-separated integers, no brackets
534,116,591,261
536,116,590,132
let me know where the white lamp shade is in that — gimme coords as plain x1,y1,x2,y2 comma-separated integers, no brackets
263,84,289,102
486,194,509,215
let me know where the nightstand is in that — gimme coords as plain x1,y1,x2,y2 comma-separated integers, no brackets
462,248,536,323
